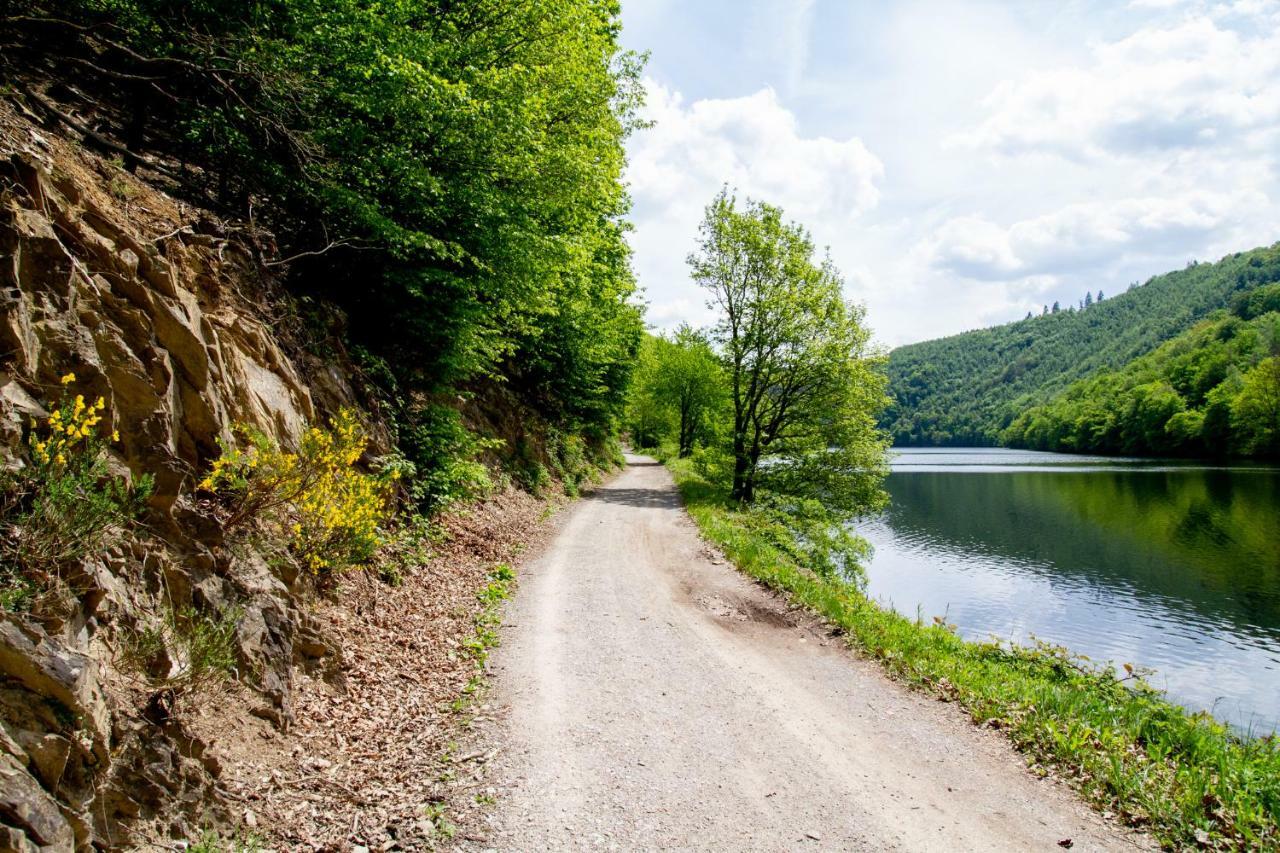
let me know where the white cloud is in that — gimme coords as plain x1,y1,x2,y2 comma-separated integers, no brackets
625,79,884,331
629,81,883,222
925,191,1267,281
620,0,1280,346
954,14,1280,160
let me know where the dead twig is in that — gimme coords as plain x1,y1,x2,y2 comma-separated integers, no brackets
261,239,364,268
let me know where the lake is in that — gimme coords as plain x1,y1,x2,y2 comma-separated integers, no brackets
857,447,1280,734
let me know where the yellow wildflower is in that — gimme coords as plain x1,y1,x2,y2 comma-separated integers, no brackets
60,372,75,385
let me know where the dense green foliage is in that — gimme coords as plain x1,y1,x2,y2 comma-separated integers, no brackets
688,190,889,509
665,455,1280,849
885,244,1280,448
626,328,728,457
5,0,644,509
1004,295,1280,457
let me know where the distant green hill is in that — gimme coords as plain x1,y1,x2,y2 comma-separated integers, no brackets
1003,287,1280,458
883,243,1280,447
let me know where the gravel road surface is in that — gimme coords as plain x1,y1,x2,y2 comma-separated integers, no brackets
468,454,1148,852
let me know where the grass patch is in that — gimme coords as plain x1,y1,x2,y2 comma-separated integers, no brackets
187,829,263,852
121,604,242,690
664,456,1280,850
448,562,515,714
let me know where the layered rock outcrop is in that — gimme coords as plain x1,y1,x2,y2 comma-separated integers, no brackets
0,97,353,849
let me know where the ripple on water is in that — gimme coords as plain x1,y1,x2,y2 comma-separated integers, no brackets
858,448,1280,734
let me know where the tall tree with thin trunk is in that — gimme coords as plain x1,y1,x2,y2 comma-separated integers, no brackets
688,189,888,512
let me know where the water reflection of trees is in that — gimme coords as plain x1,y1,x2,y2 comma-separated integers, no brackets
884,469,1280,635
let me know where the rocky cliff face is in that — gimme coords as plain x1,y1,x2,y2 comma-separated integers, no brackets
0,97,360,849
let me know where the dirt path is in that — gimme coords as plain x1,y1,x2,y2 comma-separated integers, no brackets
467,455,1148,852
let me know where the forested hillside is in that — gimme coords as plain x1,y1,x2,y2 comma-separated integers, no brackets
883,244,1280,446
1003,285,1280,457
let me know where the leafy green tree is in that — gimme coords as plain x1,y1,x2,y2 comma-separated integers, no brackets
9,0,648,506
1234,357,1280,456
625,337,673,450
652,328,727,457
688,190,888,513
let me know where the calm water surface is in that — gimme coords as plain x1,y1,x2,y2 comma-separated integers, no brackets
857,448,1280,733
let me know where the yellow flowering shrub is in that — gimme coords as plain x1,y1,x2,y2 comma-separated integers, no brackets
2,373,151,612
29,372,110,466
199,408,395,576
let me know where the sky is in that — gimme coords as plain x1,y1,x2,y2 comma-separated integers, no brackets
619,0,1280,347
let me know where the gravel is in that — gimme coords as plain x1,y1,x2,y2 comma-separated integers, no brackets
461,455,1152,852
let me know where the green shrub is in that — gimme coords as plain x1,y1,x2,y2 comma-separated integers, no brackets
1,374,152,612
123,604,242,689
509,437,551,496
397,404,500,515
547,431,588,495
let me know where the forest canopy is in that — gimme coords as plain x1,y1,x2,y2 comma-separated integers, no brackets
2,0,647,507
1003,292,1280,458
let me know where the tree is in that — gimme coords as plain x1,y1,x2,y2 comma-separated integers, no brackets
1097,290,1105,302
688,190,887,511
624,337,672,450
1052,301,1061,313
1085,291,1093,308
1234,357,1280,456
652,328,726,457
7,0,648,512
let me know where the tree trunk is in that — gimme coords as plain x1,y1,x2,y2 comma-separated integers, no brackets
678,403,693,458
742,445,761,502
731,435,750,501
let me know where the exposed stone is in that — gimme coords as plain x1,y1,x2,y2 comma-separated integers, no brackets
1,147,318,501
15,733,70,790
0,824,41,853
0,89,357,851
0,752,74,850
0,617,108,766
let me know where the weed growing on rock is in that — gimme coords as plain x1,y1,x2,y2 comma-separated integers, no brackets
122,604,242,689
200,408,395,577
0,373,151,612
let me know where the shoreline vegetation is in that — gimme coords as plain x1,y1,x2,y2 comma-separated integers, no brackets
657,452,1280,850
